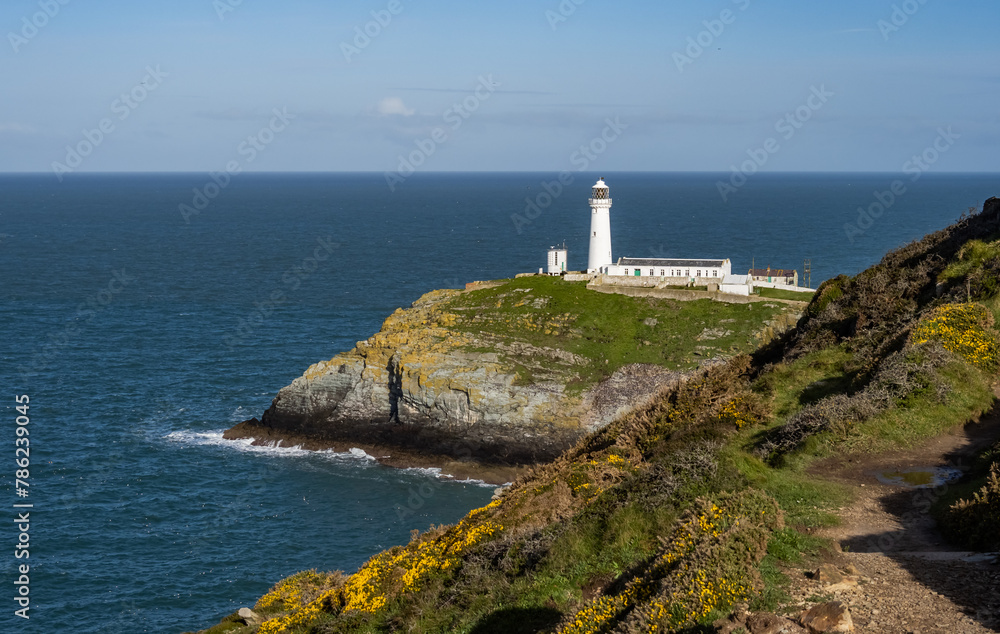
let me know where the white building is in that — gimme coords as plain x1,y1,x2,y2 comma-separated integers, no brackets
541,178,751,294
547,245,568,275
587,178,613,273
606,258,733,284
582,178,747,292
720,274,752,296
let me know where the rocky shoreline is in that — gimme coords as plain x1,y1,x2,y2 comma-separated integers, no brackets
224,361,686,483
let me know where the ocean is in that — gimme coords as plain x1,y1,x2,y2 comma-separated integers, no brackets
0,172,995,633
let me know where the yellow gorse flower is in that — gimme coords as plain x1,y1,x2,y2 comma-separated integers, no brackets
911,303,1000,370
256,499,504,633
558,495,771,634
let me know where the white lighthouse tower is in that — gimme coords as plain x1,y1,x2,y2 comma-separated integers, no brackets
587,178,613,273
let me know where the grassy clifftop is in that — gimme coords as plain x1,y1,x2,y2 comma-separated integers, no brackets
446,276,800,391
192,199,1000,634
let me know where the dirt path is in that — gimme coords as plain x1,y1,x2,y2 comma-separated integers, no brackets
777,409,1000,633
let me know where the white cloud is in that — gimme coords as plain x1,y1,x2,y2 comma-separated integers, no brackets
376,97,415,117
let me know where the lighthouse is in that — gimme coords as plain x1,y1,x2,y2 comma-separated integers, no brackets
587,178,613,273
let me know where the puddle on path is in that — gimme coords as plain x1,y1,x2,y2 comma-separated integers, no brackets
876,466,964,488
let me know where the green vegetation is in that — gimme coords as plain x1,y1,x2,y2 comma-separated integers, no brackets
935,438,1000,551
940,463,1000,551
448,276,794,390
940,237,1000,287
197,199,1000,633
756,287,816,302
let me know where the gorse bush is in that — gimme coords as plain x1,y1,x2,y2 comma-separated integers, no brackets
255,571,345,614
941,463,1000,551
910,303,1000,370
557,490,781,634
717,393,770,431
256,502,503,633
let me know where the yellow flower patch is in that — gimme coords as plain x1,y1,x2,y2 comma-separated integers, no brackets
257,499,504,633
557,491,779,634
911,303,1000,370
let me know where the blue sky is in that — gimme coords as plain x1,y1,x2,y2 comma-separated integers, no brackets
1,0,997,173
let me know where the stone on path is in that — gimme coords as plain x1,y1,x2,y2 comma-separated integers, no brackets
800,601,854,633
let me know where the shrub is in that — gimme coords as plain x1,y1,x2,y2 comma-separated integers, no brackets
255,501,504,633
254,570,345,614
910,302,1000,370
941,463,1000,551
756,342,955,461
717,392,770,430
556,490,782,634
939,238,1000,298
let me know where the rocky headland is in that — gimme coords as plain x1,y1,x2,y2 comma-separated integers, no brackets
225,277,801,480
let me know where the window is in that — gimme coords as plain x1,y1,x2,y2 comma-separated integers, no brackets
593,232,596,237
660,269,665,276
685,269,690,277
696,270,701,277
650,269,655,276
712,270,718,277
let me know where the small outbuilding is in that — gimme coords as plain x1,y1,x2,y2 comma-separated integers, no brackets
720,274,752,296
749,266,798,286
547,245,568,275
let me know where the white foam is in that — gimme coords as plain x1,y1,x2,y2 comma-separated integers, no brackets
163,430,378,465
402,466,445,478
164,431,506,486
348,447,378,461
451,477,505,489
399,465,500,488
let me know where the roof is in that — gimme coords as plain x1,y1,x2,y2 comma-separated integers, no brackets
722,274,750,285
618,257,728,268
593,178,608,189
749,268,796,277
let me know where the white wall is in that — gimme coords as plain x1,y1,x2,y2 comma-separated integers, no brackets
547,249,568,275
607,261,729,282
720,284,751,296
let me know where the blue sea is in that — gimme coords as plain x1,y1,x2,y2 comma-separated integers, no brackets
0,172,995,633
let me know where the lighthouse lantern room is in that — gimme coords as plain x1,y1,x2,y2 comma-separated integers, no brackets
587,178,613,273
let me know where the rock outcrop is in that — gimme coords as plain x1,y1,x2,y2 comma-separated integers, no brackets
226,279,799,467
226,287,683,464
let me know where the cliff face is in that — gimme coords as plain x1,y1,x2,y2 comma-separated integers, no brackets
226,278,800,465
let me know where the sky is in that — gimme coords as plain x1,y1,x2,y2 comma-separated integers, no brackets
1,0,998,174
